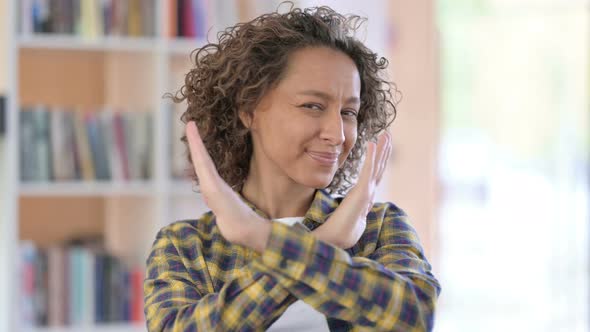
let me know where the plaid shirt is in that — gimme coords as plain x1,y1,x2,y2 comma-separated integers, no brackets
144,189,441,331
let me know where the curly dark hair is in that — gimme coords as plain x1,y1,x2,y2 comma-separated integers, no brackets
168,2,400,196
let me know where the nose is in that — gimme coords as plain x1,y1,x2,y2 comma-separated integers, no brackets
319,108,345,146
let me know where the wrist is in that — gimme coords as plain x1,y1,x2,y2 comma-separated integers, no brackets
244,216,272,254
312,224,341,248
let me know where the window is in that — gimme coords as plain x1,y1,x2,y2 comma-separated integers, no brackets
437,1,589,331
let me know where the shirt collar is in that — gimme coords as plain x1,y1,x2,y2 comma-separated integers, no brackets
237,188,340,230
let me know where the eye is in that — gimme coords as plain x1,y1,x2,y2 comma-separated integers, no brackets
341,109,359,118
301,103,324,111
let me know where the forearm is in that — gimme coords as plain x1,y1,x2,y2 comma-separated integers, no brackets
249,220,441,331
144,229,297,332
241,218,272,254
145,270,296,332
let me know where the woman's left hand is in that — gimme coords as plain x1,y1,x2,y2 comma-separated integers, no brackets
312,131,392,249
185,121,271,252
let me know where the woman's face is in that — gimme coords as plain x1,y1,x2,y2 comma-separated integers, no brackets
245,46,361,189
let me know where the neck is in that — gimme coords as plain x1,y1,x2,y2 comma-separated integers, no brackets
241,156,315,220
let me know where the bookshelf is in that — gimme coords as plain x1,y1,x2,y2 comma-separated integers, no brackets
1,1,286,331
0,1,398,332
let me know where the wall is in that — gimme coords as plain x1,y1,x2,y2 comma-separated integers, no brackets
0,0,10,331
0,0,6,93
386,1,441,268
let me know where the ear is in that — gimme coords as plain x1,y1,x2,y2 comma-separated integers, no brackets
239,110,255,130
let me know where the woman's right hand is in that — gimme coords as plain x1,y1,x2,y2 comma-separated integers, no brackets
185,121,271,252
311,131,392,249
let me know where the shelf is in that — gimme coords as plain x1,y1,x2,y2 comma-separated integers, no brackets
23,323,145,332
17,34,158,53
5,2,271,332
169,179,198,196
16,34,209,55
166,37,208,56
19,181,156,197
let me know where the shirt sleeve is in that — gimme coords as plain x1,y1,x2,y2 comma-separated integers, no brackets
249,203,442,331
143,228,298,332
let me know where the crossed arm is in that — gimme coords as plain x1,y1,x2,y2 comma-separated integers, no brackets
144,204,441,332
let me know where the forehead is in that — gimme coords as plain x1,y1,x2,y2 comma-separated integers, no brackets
278,47,361,96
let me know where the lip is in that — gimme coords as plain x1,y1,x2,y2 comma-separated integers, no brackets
306,151,340,166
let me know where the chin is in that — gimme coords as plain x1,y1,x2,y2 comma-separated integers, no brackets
298,174,334,189
288,162,338,188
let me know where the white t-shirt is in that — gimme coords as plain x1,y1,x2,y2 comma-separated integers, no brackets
266,217,330,332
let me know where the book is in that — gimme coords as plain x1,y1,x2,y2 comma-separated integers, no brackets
20,105,154,182
21,0,156,37
20,241,36,327
113,112,130,180
47,246,66,326
21,242,145,327
31,105,52,182
73,110,95,180
33,250,49,325
85,111,111,180
20,109,36,181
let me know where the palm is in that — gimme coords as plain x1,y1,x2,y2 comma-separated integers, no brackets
185,122,263,244
316,132,392,249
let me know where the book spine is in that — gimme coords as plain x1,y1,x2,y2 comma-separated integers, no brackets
50,109,66,181
86,112,111,180
19,242,36,327
182,0,195,38
100,110,121,181
34,250,49,325
81,248,96,324
19,109,35,181
47,246,65,326
113,112,130,180
94,254,104,323
32,106,52,182
130,266,144,322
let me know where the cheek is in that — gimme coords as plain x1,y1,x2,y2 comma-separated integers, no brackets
339,125,358,163
266,120,310,158
345,124,358,151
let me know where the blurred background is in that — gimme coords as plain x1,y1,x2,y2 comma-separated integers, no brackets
0,0,588,331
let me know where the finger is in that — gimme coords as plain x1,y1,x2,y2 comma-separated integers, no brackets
365,190,376,216
372,132,389,181
375,133,392,185
375,142,391,185
185,121,219,184
358,141,377,186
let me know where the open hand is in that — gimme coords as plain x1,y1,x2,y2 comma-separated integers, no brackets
185,121,270,251
312,131,392,249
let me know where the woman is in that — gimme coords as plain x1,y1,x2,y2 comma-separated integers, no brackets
144,4,441,332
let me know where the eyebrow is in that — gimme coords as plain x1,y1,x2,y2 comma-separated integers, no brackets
297,90,360,105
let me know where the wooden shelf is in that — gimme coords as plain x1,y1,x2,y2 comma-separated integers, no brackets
169,179,198,196
17,34,157,53
16,34,209,55
166,37,208,56
1,1,307,332
19,181,156,197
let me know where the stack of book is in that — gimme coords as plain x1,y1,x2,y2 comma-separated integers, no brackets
20,0,156,38
20,241,145,327
19,106,153,182
167,0,212,39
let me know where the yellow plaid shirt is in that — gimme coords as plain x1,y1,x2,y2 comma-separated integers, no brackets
144,189,441,331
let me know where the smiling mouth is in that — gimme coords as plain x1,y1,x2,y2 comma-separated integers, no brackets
306,151,339,166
